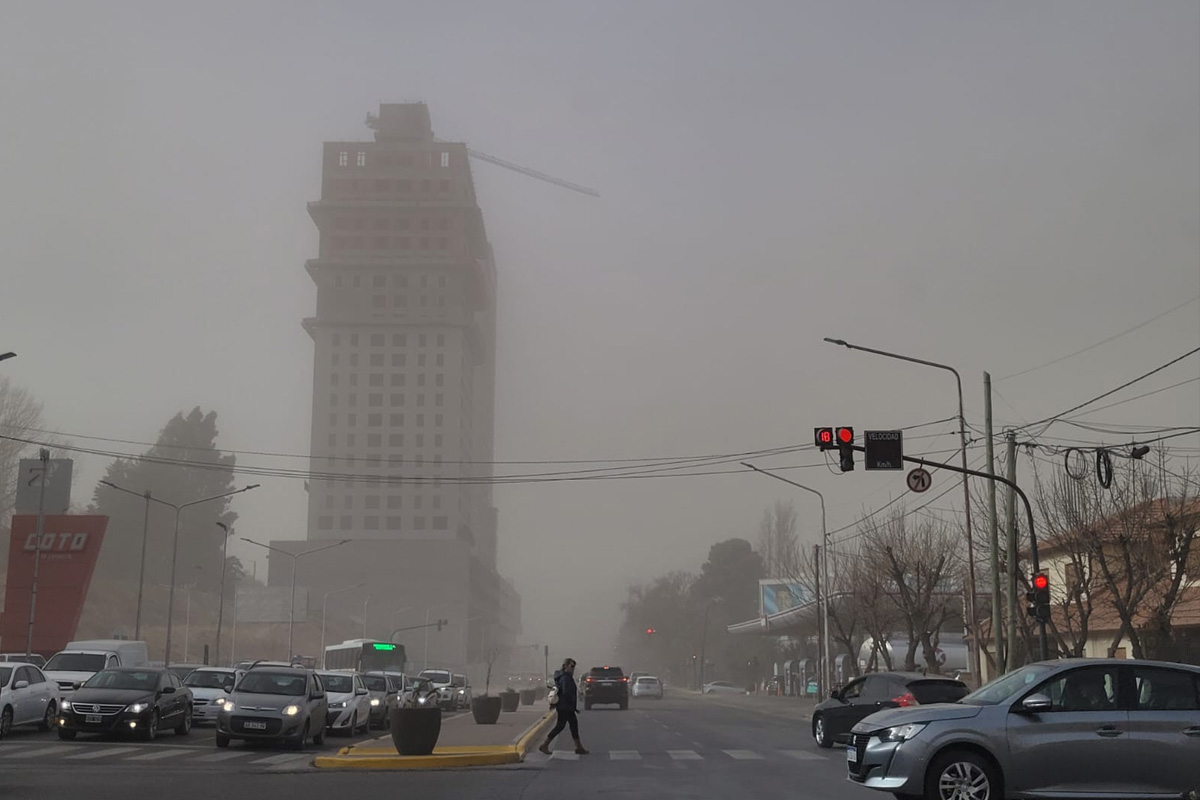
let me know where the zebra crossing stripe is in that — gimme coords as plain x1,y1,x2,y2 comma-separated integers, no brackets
667,750,702,760
608,750,641,760
781,749,823,761
1,745,75,759
550,751,579,761
66,746,142,760
191,750,254,762
249,752,312,766
723,750,764,760
125,748,191,761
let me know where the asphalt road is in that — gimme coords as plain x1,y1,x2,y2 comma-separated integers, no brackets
0,692,875,800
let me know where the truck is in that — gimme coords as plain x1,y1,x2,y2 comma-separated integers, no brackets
43,640,150,699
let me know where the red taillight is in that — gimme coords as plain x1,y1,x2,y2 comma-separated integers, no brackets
585,677,594,683
622,677,628,682
891,692,917,707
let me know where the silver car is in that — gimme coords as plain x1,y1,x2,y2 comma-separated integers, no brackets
848,658,1200,799
215,667,328,750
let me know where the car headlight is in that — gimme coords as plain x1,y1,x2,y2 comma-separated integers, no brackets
458,690,465,695
328,701,346,709
127,702,150,714
60,699,71,711
283,705,301,716
877,723,927,743
417,696,429,705
370,698,381,707
221,700,235,712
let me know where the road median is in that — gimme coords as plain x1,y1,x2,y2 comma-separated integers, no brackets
313,705,555,770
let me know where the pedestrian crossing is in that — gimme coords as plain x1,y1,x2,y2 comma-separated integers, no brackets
0,741,316,769
539,748,829,764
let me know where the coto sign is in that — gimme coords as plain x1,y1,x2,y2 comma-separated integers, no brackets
24,532,90,552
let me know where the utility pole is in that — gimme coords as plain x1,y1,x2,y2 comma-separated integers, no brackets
134,492,152,640
698,602,711,690
813,544,824,698
215,522,234,666
1004,430,1020,672
24,448,50,657
984,372,1003,676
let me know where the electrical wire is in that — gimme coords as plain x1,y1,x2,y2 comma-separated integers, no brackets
996,293,1200,382
1058,377,1200,420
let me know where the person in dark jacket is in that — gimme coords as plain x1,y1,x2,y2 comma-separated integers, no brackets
539,658,588,755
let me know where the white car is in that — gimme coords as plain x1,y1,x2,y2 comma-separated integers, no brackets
702,680,747,695
418,669,456,710
317,671,371,735
181,668,242,725
631,675,664,699
0,663,60,736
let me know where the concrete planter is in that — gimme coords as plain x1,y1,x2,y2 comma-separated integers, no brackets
519,689,535,706
389,706,441,756
471,695,503,725
500,691,520,712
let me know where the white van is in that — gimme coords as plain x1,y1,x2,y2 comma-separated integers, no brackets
43,640,150,698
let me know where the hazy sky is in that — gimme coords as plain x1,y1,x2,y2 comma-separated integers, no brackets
2,1,1198,662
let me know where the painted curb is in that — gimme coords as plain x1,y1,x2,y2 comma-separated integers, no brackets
312,711,556,770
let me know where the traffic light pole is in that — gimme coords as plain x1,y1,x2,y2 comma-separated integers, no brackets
839,443,1049,662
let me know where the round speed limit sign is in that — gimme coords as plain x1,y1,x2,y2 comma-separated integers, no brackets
906,468,932,493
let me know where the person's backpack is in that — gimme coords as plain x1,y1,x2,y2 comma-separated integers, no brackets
547,677,560,707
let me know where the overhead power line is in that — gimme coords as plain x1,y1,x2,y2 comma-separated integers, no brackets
997,293,1200,382
1059,376,1200,420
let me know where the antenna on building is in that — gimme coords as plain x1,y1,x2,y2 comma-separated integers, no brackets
464,146,600,198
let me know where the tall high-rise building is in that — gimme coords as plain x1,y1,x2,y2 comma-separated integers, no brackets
302,103,498,565
268,104,517,673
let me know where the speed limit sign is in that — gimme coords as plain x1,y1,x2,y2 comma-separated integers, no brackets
906,468,932,493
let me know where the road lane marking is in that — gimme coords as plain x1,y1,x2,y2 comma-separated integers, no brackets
724,750,764,760
609,750,641,760
66,746,142,760
781,749,823,761
668,750,702,760
2,745,75,759
125,748,191,761
191,750,254,762
249,753,312,765
550,751,579,761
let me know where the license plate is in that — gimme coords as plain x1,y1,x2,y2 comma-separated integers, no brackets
846,746,858,763
243,720,268,730
85,715,102,724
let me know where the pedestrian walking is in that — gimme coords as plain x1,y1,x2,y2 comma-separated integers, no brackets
539,657,588,755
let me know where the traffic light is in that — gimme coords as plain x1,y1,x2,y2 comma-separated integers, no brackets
814,428,835,450
1026,573,1050,622
646,628,656,635
837,427,855,472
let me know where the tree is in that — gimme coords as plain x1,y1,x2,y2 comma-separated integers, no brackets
692,538,764,621
0,377,48,525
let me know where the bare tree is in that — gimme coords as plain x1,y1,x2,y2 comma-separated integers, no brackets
0,377,49,525
860,509,963,673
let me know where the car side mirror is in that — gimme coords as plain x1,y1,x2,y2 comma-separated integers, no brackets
72,682,83,690
1019,693,1052,714
830,689,841,701
223,686,233,694
161,686,176,694
356,688,368,696
312,691,325,701
13,680,29,690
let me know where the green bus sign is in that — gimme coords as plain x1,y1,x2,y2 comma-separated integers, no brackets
372,643,397,651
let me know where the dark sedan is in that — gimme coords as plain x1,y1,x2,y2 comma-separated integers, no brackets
57,667,192,741
812,671,968,748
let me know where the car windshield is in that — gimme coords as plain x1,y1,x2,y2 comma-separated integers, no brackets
364,676,388,691
909,680,969,704
237,672,308,696
961,665,1057,706
420,670,451,684
452,676,466,687
45,653,107,672
590,668,623,678
0,667,11,685
184,671,236,690
84,670,160,691
636,678,659,685
320,674,354,693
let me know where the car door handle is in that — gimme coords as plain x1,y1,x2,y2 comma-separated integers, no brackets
1095,725,1123,738
1184,727,1200,738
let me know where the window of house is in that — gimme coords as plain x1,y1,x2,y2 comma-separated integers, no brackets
370,374,383,387
369,393,382,407
329,413,337,426
338,151,348,167
332,353,340,367
389,433,403,447
417,374,426,387
413,515,426,529
364,516,380,530
339,515,352,530
392,353,406,366
349,354,359,367
438,238,448,251
370,334,384,347
356,151,366,167
438,219,449,232
330,393,338,406
390,413,404,426
391,374,405,387
440,152,449,168
370,353,384,366
434,414,443,427
415,434,424,448
331,373,339,386
348,393,357,406
435,394,444,407
353,274,361,286
436,374,444,387
349,374,358,386
434,434,443,447
388,495,402,510
346,434,356,447
350,334,359,346
327,433,336,447
417,414,425,427
367,413,382,427
436,355,444,366
373,294,386,308
421,180,431,193
387,516,403,531
391,393,404,406
393,333,406,346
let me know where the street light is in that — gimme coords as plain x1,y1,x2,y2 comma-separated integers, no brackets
741,463,830,698
823,337,981,682
241,537,350,662
0,352,15,363
321,581,366,666
100,480,260,666
214,522,236,666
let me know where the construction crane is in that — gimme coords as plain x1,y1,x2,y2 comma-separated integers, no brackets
463,147,599,198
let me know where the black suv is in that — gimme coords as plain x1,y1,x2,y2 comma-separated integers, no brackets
811,671,968,748
583,666,628,710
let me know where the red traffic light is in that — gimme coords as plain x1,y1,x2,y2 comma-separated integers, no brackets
646,628,656,635
837,426,854,444
814,427,835,448
1032,573,1049,591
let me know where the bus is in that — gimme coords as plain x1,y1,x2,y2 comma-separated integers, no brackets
323,639,407,673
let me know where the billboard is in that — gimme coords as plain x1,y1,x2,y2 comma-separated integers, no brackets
759,579,814,617
0,515,108,656
14,458,73,514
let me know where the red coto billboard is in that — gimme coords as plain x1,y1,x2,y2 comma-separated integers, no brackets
0,515,108,656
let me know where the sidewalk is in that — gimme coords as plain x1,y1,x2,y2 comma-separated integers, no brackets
313,703,554,770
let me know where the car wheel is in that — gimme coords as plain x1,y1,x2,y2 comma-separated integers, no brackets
143,710,159,742
619,700,628,710
926,749,1000,800
175,705,192,735
38,702,57,732
348,712,357,736
313,724,326,746
215,732,230,748
0,706,12,739
813,714,832,748
291,721,309,751
58,728,77,740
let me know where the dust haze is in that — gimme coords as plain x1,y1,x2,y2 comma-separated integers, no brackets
1,1,1198,669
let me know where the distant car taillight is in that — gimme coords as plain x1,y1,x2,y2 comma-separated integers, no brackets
622,677,628,682
891,691,917,707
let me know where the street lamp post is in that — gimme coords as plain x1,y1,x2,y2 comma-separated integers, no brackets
321,582,366,666
100,481,259,666
741,463,830,697
214,522,236,666
823,337,981,683
0,352,15,363
242,538,350,662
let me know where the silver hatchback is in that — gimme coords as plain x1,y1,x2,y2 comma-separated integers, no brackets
848,658,1200,799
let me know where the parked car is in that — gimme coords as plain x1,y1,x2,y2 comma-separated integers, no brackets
848,658,1200,799
0,654,47,669
0,663,60,736
215,666,327,749
317,671,371,735
363,671,401,729
57,667,192,741
631,675,664,699
702,680,747,695
417,668,456,710
813,672,968,748
182,668,241,725
451,673,472,710
584,666,629,710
